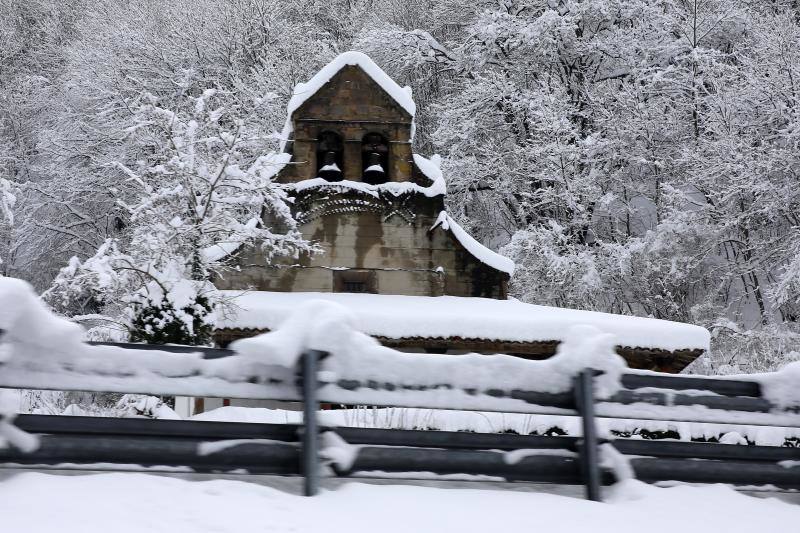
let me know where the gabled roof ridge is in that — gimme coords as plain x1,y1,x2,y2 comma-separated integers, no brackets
286,51,416,120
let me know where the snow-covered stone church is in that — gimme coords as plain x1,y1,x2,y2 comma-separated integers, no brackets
200,52,708,412
215,52,511,300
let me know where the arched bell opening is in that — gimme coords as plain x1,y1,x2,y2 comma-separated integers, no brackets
317,131,344,182
362,132,389,185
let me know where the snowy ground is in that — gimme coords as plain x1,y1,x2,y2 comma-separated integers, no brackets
0,471,797,533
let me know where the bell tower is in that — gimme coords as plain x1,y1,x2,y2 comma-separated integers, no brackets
216,52,511,301
278,59,418,185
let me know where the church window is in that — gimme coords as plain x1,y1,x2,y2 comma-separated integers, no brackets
362,132,389,185
343,280,367,293
333,270,377,293
317,131,344,181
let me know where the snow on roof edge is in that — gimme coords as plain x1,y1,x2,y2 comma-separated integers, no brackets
279,51,415,153
215,291,711,353
287,51,416,120
432,211,515,275
413,154,447,195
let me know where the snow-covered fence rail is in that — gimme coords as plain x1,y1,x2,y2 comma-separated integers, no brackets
1,284,799,500
3,337,798,427
4,410,800,494
2,338,800,499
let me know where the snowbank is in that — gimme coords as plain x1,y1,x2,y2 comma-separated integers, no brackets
432,211,515,275
216,291,710,353
0,472,797,533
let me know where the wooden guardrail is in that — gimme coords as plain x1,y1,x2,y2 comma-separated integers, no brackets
1,342,799,501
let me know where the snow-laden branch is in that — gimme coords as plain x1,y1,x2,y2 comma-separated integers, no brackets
44,89,315,344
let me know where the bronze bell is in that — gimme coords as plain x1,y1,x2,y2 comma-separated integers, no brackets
363,152,387,185
319,151,343,182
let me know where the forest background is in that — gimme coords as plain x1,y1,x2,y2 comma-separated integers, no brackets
2,0,800,377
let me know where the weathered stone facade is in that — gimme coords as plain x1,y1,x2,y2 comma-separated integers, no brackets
216,189,508,298
216,62,509,298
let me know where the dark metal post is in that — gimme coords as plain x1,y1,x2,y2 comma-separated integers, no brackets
301,350,323,496
574,368,602,502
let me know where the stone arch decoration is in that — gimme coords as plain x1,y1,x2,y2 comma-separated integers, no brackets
295,189,417,226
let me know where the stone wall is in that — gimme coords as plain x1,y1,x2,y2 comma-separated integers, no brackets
279,65,414,183
216,188,508,299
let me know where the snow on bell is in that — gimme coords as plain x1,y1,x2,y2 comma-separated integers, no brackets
318,151,343,182
363,152,387,185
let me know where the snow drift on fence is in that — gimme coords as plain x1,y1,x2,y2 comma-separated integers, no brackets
2,278,799,418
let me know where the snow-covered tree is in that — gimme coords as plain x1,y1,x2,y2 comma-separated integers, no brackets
3,0,800,372
46,89,314,343
0,178,16,268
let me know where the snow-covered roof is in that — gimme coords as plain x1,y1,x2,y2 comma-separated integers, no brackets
216,291,710,353
432,212,514,275
279,51,415,154
287,51,416,119
413,154,446,195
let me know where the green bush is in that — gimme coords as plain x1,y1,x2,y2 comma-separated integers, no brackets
129,293,213,345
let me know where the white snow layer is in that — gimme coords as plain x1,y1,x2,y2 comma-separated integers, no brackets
1,278,799,421
749,361,800,408
0,277,85,361
230,300,361,368
286,51,415,120
431,211,514,274
413,153,447,195
309,319,628,400
279,51,414,152
201,240,242,263
216,290,710,353
292,154,446,196
0,472,798,533
293,176,443,198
